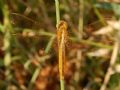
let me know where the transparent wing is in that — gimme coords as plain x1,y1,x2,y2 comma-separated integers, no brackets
9,13,40,29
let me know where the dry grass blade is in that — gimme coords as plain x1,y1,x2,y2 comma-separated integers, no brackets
100,37,120,90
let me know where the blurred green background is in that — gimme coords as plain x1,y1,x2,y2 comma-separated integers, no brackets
0,0,120,90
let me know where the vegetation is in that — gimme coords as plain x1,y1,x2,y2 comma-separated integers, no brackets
0,0,120,90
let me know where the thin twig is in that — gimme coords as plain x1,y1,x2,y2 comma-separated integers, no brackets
100,38,119,90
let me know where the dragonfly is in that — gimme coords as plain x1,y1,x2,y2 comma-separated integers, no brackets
10,13,41,29
57,20,68,81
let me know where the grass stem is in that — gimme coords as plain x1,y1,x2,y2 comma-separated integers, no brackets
78,0,84,39
55,0,60,26
60,79,65,90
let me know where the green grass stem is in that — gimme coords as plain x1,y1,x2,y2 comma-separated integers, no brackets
55,0,60,26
